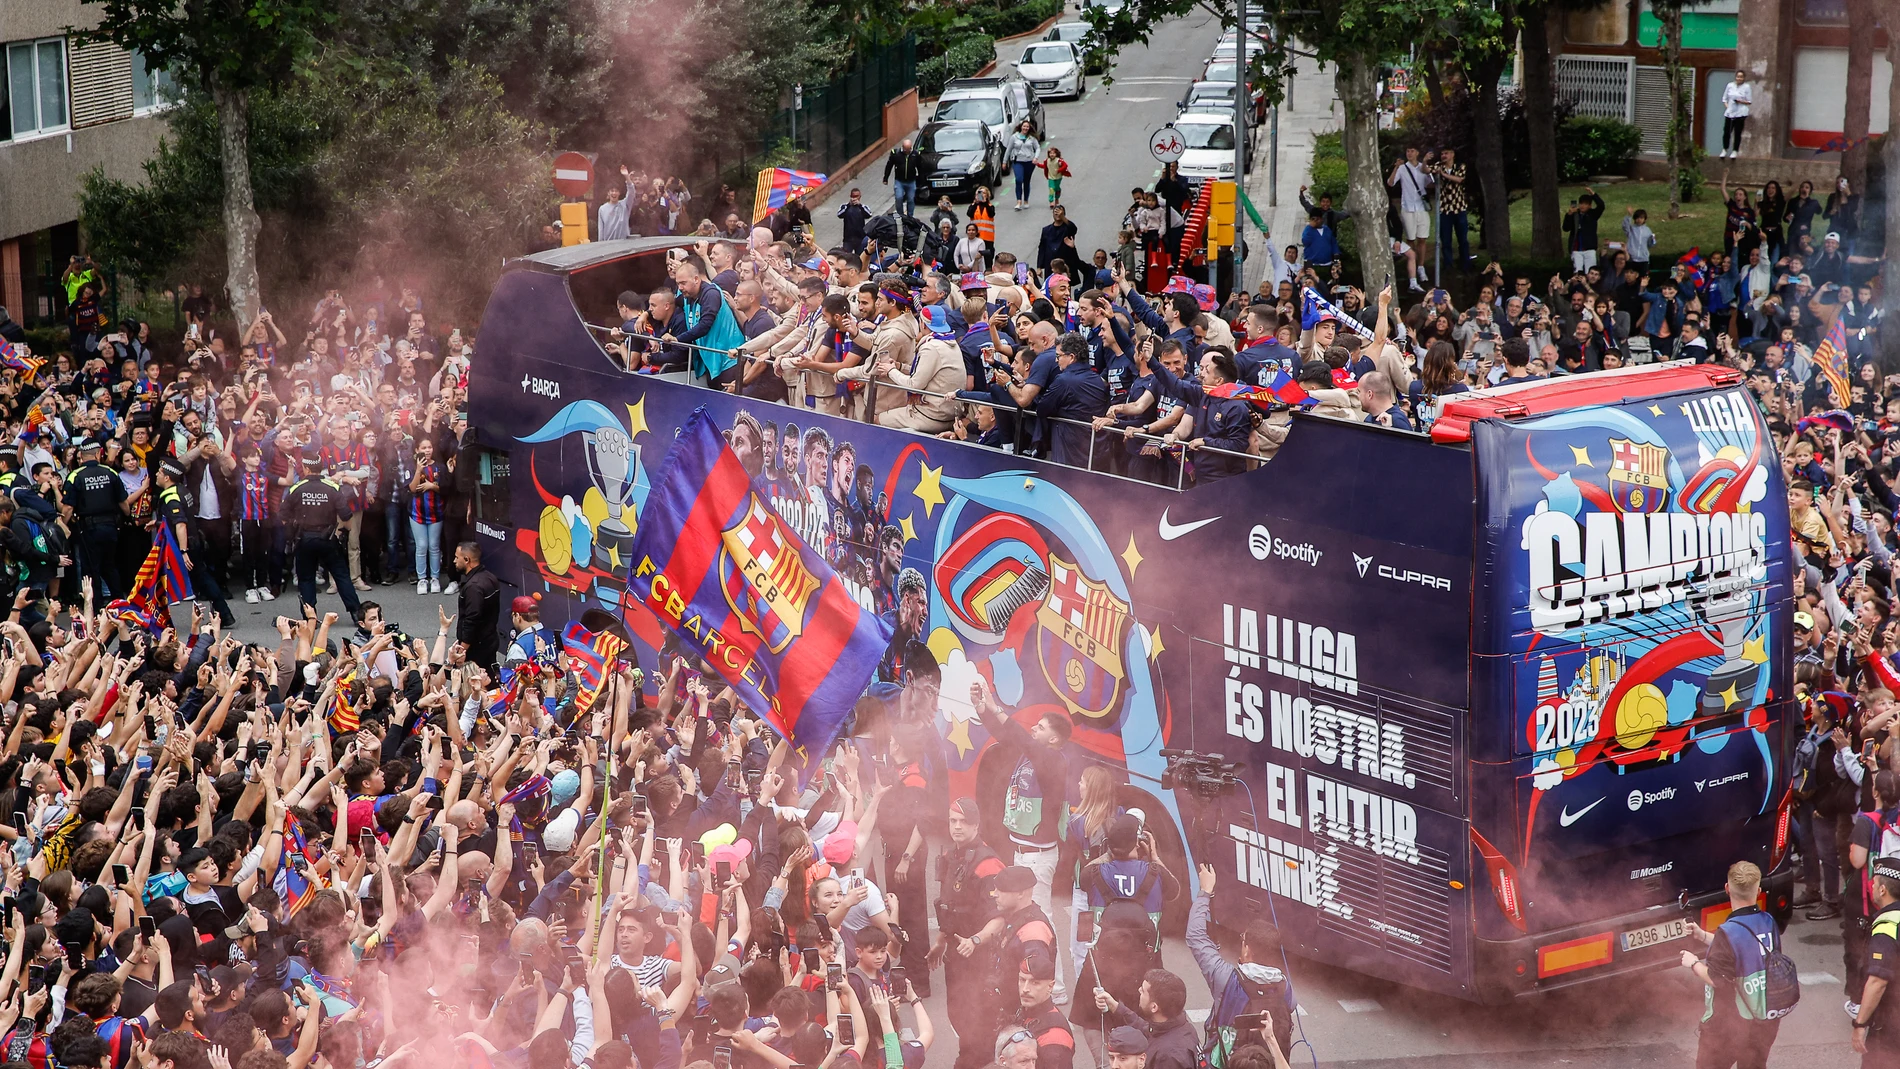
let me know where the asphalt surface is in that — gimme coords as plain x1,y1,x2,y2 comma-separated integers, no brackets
811,7,1229,270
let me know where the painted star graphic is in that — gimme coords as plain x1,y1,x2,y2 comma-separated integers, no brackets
1570,445,1593,467
625,397,649,439
899,513,919,544
1720,682,1741,708
607,544,622,569
1680,403,1691,416
913,463,946,518
1742,634,1767,664
947,717,974,758
1148,625,1166,659
1121,533,1144,577
1648,405,1664,417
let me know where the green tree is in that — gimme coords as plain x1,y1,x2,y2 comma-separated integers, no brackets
1651,0,1708,216
78,0,335,327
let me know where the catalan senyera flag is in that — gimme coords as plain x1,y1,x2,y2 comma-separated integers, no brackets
626,409,889,770
753,167,828,223
22,403,48,434
1816,314,1853,408
330,665,361,734
0,341,43,384
104,523,194,631
561,620,626,717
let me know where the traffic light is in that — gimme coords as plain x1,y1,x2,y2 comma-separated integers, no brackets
1206,181,1237,251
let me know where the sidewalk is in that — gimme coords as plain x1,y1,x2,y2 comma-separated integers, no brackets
1240,50,1339,291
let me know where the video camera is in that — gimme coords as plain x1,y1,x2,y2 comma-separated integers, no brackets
1159,747,1244,799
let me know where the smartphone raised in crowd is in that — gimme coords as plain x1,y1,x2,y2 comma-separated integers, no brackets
139,916,156,942
803,947,821,974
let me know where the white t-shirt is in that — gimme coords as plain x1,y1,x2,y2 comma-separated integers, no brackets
1391,162,1432,212
1722,80,1753,119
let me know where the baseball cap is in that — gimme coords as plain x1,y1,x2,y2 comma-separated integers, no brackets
712,839,753,867
1107,813,1141,854
510,595,538,615
821,821,859,863
959,272,988,292
1826,232,1843,242
799,256,826,270
1795,611,1816,630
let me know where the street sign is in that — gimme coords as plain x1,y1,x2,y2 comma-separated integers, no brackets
1149,126,1186,163
553,151,594,198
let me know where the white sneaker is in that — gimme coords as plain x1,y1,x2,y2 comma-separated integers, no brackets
442,581,457,595
1848,998,1862,1019
244,588,260,604
261,588,276,601
1408,278,1424,292
417,579,429,595
430,579,443,594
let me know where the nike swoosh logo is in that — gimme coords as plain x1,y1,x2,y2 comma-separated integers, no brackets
1558,798,1604,827
1158,508,1221,541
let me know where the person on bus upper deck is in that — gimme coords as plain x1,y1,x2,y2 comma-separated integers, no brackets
1142,346,1253,482
625,288,689,373
972,678,1072,1000
1356,373,1411,432
1681,861,1785,1069
1035,334,1109,469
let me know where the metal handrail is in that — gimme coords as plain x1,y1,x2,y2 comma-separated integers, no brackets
582,317,1274,486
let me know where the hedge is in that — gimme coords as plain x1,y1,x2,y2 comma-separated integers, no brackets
920,34,998,98
1557,115,1645,181
973,0,1062,39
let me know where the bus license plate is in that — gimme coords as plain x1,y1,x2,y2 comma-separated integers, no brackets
1620,918,1689,952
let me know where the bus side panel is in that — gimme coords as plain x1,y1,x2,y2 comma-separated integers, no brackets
1173,420,1478,997
1466,388,1794,953
469,268,1480,995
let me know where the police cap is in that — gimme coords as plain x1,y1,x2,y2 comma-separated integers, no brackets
995,866,1037,893
1106,1028,1149,1055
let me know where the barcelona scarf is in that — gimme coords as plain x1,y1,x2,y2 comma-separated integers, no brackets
1209,374,1311,410
625,409,890,776
0,342,42,384
561,621,626,717
499,774,551,841
105,524,194,632
1299,286,1376,342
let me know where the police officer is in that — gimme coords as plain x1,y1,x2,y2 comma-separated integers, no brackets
64,438,126,598
155,460,235,626
933,797,1006,1069
1856,857,1900,1066
1105,1026,1149,1069
1009,950,1076,1069
506,595,559,682
282,450,362,618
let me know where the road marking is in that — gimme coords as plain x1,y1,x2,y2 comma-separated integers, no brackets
1116,96,1164,102
1112,76,1193,84
1337,999,1384,1013
1801,971,1842,985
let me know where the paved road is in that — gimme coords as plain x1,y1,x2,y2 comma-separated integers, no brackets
812,9,1228,271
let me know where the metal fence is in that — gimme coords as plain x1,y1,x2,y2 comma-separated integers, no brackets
773,35,917,173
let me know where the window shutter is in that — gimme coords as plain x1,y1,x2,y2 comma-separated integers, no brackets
69,38,133,128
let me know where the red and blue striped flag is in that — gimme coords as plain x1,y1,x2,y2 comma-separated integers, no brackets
330,666,361,734
561,620,626,717
1677,247,1707,292
1815,314,1853,408
0,341,42,384
273,813,321,917
104,523,194,632
1209,373,1311,410
627,409,889,769
752,167,828,223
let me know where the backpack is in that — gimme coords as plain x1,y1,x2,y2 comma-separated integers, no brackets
1200,968,1293,1069
1790,725,1826,798
1088,862,1162,1002
1720,911,1800,1021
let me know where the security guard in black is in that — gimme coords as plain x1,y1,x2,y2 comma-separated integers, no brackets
936,797,1007,1069
64,440,126,596
284,452,363,616
1857,857,1900,1065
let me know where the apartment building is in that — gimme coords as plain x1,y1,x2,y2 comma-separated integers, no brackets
1,1,171,327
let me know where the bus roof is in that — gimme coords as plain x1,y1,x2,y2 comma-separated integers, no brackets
506,236,701,276
1428,361,1745,444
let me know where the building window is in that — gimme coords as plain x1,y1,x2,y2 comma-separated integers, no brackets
6,38,69,139
130,49,177,113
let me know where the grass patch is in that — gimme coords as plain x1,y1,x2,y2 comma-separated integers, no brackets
1502,180,1726,269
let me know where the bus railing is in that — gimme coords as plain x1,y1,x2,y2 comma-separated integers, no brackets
581,319,1266,490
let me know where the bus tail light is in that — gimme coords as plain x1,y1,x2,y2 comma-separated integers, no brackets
1769,788,1794,872
1471,828,1526,932
1536,933,1614,978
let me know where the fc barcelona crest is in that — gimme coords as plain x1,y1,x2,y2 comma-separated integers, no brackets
1608,438,1670,514
1037,555,1132,720
720,494,819,654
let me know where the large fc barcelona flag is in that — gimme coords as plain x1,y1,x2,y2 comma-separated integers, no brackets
627,408,889,765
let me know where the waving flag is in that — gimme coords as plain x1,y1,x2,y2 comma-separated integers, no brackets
105,523,193,632
753,167,828,223
21,403,47,434
627,409,889,769
562,620,626,717
1678,247,1707,293
273,814,321,918
1815,314,1853,408
1796,409,1855,435
1209,374,1311,410
1298,286,1376,342
330,666,361,734
0,341,42,384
